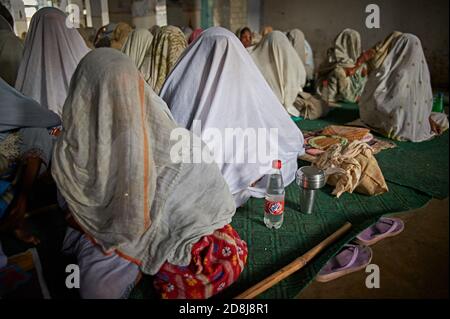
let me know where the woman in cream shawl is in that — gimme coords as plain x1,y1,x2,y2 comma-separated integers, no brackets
121,28,154,83
251,31,328,120
110,22,132,49
251,31,306,115
0,15,23,86
53,48,246,299
316,29,367,103
358,32,448,142
14,7,90,117
149,25,187,93
160,27,304,207
286,28,315,81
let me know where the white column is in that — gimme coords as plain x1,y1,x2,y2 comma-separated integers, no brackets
84,0,92,27
247,0,260,32
100,0,109,25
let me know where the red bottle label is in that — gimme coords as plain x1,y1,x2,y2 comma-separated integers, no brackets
264,200,285,216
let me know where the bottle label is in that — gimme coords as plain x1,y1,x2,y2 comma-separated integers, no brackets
264,200,285,216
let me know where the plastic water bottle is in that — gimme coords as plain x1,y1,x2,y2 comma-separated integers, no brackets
264,160,285,229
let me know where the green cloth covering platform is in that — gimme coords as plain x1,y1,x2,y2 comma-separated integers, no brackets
130,104,448,299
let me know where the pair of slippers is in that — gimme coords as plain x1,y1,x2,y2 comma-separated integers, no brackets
316,217,404,283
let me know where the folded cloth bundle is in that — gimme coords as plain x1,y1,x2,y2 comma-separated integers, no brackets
293,92,330,120
314,140,388,197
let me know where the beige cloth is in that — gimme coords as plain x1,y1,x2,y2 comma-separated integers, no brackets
294,92,330,120
52,48,236,275
314,141,388,198
367,31,403,73
251,31,306,116
360,33,436,142
149,25,187,94
110,22,132,49
122,28,154,83
317,29,366,103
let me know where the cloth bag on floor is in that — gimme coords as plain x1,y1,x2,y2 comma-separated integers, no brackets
313,140,388,197
293,92,330,120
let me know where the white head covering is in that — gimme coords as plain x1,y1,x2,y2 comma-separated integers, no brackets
0,15,23,86
286,29,306,64
160,27,304,205
359,34,435,142
286,29,315,81
52,48,235,274
0,77,60,132
15,7,90,117
121,28,154,82
251,31,306,116
331,28,361,68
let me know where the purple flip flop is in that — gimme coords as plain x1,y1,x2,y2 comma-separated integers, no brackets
316,244,373,283
355,217,405,246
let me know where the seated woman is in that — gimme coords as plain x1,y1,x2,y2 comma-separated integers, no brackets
251,31,328,120
14,7,90,117
316,29,367,104
93,23,116,48
0,77,60,245
148,25,187,94
110,22,132,49
0,15,23,86
121,28,154,83
286,29,315,83
160,27,304,207
357,32,448,142
52,48,247,299
236,26,253,49
188,28,203,44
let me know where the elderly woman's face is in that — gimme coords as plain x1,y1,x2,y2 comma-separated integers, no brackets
240,30,252,48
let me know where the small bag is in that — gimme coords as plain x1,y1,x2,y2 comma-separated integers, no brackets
314,141,388,198
293,92,330,120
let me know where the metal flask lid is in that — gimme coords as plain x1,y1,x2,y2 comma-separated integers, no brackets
296,166,326,190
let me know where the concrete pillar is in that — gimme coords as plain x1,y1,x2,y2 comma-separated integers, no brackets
88,0,107,28
247,0,259,32
132,0,155,29
8,0,27,36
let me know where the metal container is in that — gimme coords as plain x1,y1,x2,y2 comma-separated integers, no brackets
296,166,326,214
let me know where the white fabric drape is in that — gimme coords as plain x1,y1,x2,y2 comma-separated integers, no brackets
15,7,90,117
52,48,235,274
359,34,436,142
250,31,306,116
160,27,304,206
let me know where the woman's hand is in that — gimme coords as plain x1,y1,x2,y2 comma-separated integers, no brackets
344,67,357,77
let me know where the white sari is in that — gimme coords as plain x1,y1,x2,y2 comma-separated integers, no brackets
251,31,307,117
160,27,304,206
359,34,440,142
14,7,89,117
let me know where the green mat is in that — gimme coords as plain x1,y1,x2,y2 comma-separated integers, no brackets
298,103,449,199
223,179,430,299
376,133,449,199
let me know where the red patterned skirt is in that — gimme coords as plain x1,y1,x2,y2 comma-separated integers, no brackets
154,224,248,299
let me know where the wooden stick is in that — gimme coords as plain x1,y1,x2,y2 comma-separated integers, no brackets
235,222,352,299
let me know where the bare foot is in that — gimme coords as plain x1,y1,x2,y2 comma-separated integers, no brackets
14,225,40,246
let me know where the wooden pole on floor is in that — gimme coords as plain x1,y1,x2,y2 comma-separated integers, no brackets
234,222,352,299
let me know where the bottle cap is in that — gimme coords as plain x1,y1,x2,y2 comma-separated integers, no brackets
272,160,282,170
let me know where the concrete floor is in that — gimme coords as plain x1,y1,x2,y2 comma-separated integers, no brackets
297,198,449,299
